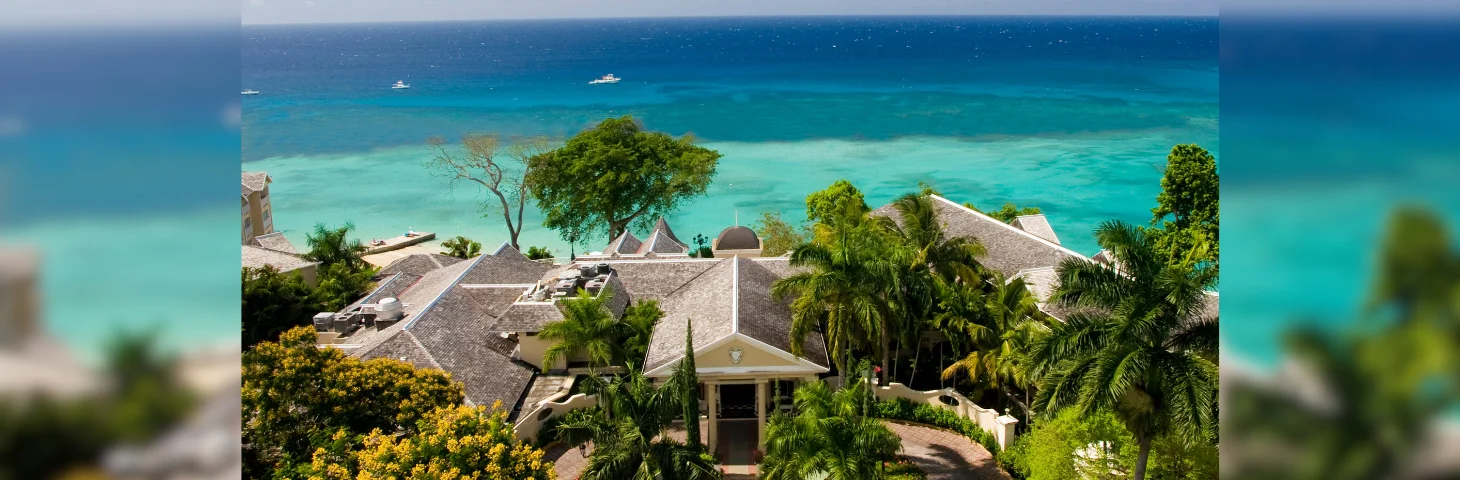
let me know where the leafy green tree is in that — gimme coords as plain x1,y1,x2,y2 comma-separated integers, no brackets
760,379,902,480
670,320,702,451
555,369,721,480
243,265,322,349
619,299,664,368
526,246,555,260
1003,408,1134,480
538,289,620,372
302,222,368,272
1031,221,1218,480
1146,144,1219,267
690,246,713,258
805,179,870,233
754,212,810,257
526,115,720,242
350,404,556,480
440,235,483,259
967,202,1042,223
242,327,464,478
312,261,379,312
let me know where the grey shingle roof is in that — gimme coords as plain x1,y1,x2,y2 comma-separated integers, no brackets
359,331,442,371
459,252,554,285
407,286,536,409
605,231,643,254
379,253,464,278
492,242,530,261
241,245,317,273
921,196,1084,277
249,232,298,254
639,229,689,254
734,257,829,369
645,259,738,372
495,303,566,332
241,172,269,193
654,217,683,245
1011,214,1061,245
594,260,719,301
642,257,829,373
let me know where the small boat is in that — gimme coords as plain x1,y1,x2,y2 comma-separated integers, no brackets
391,80,410,89
588,74,620,84
241,89,260,95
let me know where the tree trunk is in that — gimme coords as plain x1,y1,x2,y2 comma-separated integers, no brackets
909,339,921,387
880,327,890,385
1133,434,1152,480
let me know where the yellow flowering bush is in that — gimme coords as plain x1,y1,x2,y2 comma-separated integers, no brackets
353,403,555,480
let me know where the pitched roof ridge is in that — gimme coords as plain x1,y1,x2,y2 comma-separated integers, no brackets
929,194,1089,260
403,253,490,330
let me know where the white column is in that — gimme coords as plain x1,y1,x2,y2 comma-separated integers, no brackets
756,380,768,446
707,382,718,452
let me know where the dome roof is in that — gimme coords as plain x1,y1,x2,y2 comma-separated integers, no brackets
715,226,761,250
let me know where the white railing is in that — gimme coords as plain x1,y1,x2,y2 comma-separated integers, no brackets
874,382,1019,451
512,393,598,442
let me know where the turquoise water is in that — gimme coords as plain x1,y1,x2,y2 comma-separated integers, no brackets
244,17,1219,259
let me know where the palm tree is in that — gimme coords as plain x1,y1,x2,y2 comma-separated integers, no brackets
760,379,903,480
876,192,987,384
619,300,664,369
1030,220,1218,480
937,273,1047,417
772,213,894,378
539,289,620,372
556,367,721,480
302,222,367,272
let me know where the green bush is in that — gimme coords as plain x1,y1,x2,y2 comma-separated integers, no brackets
525,246,554,260
874,398,1001,456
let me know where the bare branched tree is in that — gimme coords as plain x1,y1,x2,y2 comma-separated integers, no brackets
425,134,554,250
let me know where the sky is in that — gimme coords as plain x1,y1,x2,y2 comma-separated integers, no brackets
241,0,1219,25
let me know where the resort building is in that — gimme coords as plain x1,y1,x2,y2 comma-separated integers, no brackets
243,233,319,286
317,195,1218,451
242,172,275,245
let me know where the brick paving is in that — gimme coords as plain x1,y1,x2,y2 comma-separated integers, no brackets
886,421,1012,480
544,442,592,480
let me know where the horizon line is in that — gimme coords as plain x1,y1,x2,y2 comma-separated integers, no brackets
242,13,1219,27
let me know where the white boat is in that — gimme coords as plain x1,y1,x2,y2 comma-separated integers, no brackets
241,89,260,95
391,80,410,89
588,74,620,84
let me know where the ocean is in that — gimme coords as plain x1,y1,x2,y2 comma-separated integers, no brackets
242,17,1224,348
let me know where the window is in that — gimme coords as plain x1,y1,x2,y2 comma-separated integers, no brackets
244,218,252,229
263,208,271,220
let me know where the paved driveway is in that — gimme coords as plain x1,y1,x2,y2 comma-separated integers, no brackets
885,421,1012,480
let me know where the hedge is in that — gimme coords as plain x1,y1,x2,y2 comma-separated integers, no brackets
874,397,1002,456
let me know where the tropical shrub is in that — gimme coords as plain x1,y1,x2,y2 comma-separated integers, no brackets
761,380,902,480
351,404,555,480
441,235,483,259
526,245,554,260
999,408,1217,480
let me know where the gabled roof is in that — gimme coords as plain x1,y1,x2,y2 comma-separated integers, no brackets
1011,214,1061,245
653,217,683,245
894,195,1084,277
242,245,317,273
248,232,298,254
492,242,530,261
639,228,689,254
605,231,643,255
378,253,465,278
643,257,829,375
241,172,270,194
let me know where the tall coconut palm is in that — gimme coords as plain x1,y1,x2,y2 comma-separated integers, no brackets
760,379,902,480
539,289,620,373
556,367,721,480
876,192,987,384
937,273,1048,417
1031,220,1218,480
772,211,894,377
302,222,367,272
